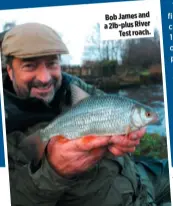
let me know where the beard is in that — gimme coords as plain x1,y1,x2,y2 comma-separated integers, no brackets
12,72,62,104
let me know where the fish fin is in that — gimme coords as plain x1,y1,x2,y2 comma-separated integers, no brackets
70,84,90,105
19,132,47,162
81,135,98,144
125,125,131,136
81,135,106,155
51,135,70,144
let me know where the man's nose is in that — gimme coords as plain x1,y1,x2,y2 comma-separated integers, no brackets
36,63,51,83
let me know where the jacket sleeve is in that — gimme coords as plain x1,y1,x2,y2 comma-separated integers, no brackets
7,130,75,206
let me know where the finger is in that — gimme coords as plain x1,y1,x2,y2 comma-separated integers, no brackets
74,135,110,151
108,146,126,156
112,145,136,153
109,136,140,147
129,127,146,140
135,139,140,145
89,147,107,156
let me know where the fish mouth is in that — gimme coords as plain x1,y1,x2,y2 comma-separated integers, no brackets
150,112,160,124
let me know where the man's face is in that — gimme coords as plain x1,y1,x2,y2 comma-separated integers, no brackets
7,55,62,103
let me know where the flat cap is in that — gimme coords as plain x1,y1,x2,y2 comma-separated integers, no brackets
1,22,69,58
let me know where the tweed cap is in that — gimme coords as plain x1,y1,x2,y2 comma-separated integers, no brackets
1,22,69,58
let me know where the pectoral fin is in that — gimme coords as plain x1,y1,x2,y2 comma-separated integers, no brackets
70,83,90,106
125,125,131,136
81,135,98,144
51,135,70,144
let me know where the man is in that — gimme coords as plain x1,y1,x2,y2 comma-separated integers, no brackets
1,23,171,206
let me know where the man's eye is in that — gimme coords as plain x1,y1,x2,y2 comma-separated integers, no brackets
47,61,59,67
22,63,36,70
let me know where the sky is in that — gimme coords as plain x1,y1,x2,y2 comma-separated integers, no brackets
0,0,161,65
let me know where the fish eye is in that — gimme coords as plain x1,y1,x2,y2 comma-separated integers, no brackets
145,112,151,117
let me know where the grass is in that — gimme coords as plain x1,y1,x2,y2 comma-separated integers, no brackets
134,133,168,159
140,71,150,76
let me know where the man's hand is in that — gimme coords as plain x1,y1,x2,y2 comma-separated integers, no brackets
46,135,110,178
46,128,146,178
108,127,146,156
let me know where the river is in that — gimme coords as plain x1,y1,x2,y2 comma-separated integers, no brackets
116,84,166,136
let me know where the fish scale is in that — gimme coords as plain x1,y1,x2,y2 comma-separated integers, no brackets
40,93,158,141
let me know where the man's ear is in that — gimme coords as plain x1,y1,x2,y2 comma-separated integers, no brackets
7,65,13,81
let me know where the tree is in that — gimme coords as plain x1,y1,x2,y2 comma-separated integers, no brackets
121,29,161,70
82,23,123,62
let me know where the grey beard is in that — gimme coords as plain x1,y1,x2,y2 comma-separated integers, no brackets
12,72,62,103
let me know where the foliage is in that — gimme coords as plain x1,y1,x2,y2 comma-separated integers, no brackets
134,133,168,159
82,23,161,75
140,71,150,76
121,31,161,69
82,59,118,76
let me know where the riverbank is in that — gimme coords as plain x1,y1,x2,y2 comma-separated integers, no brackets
81,71,162,93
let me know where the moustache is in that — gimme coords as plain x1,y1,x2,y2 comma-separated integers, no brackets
29,77,58,89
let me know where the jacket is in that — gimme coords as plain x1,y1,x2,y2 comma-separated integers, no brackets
3,72,170,206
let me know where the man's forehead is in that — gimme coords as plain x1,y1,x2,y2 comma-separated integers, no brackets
21,55,59,62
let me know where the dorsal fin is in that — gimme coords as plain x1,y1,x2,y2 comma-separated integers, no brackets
70,84,90,105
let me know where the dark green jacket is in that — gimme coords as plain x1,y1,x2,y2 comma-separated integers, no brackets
3,72,170,206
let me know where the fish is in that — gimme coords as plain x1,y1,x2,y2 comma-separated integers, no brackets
39,84,159,142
